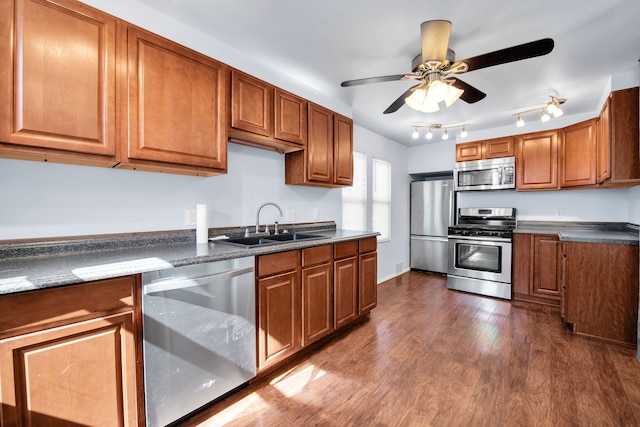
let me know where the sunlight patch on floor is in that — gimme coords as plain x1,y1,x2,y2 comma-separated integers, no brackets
270,364,327,398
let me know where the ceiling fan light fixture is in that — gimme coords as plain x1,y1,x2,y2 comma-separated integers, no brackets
405,87,440,112
444,84,464,107
426,79,449,103
546,102,558,115
552,107,564,118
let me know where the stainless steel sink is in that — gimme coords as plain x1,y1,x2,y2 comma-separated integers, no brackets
217,233,329,248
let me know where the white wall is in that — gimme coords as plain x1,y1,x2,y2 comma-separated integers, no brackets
0,144,340,239
353,125,411,282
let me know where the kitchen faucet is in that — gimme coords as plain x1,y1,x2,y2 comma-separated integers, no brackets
255,202,283,234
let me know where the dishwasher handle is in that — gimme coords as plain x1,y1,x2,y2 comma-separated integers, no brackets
143,265,254,295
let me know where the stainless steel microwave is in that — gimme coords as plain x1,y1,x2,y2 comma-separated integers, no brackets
453,156,516,191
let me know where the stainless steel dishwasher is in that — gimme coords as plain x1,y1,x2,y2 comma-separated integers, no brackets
141,256,256,427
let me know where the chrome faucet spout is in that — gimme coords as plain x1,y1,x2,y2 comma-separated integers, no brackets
256,202,284,233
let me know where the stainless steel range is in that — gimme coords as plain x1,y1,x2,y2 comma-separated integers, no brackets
447,207,516,300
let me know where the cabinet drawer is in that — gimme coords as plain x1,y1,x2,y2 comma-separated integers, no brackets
302,245,332,267
257,250,300,277
359,237,377,254
0,276,136,338
334,241,358,260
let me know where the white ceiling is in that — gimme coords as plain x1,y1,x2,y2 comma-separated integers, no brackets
135,0,640,146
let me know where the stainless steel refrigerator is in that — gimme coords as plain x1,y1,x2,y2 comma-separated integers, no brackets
410,179,454,274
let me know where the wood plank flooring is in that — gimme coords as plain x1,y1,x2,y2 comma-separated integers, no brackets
180,271,640,426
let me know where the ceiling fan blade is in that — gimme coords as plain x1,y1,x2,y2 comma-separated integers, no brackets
421,20,451,63
449,78,486,103
341,74,407,87
383,85,419,114
454,38,554,72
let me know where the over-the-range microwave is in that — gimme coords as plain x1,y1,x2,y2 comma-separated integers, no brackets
453,156,516,191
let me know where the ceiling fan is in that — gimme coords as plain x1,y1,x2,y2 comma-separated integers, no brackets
341,20,554,114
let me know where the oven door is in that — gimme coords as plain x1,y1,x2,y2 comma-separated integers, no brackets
447,235,512,284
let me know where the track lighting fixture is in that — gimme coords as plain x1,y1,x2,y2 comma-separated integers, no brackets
513,95,566,128
409,123,469,141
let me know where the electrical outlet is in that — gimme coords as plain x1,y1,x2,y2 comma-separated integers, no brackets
185,209,196,226
285,209,296,222
555,208,564,217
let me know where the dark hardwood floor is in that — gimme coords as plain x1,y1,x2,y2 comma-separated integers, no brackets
180,271,640,426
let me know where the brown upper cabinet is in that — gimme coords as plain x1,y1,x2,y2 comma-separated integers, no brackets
285,104,354,187
455,137,515,162
559,119,597,188
229,69,308,153
118,25,228,176
0,0,118,167
516,130,559,190
0,0,228,176
597,86,640,187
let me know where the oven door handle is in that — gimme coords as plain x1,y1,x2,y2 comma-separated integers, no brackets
447,235,512,243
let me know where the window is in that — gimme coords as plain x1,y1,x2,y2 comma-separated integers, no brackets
372,158,391,241
342,151,366,230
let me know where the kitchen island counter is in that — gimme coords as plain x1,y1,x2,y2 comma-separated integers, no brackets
0,222,377,295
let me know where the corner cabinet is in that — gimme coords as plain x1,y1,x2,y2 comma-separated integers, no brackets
563,241,639,346
0,276,140,426
285,104,353,187
118,25,228,176
597,87,640,187
0,0,118,167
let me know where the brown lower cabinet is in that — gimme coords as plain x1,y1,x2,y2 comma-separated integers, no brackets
257,238,377,374
0,276,140,426
513,233,562,306
562,241,639,346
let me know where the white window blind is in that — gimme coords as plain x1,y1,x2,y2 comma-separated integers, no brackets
372,158,391,241
341,151,367,230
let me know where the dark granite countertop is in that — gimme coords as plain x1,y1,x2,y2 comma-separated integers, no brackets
514,221,639,245
0,222,379,295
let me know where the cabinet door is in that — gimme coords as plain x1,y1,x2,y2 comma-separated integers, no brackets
0,312,138,426
0,0,117,157
359,252,378,314
560,119,597,188
231,70,273,137
274,88,307,145
125,25,227,170
455,141,482,162
532,235,561,300
333,114,354,186
483,137,515,159
512,233,532,299
307,104,333,183
608,87,640,183
516,130,558,190
257,271,301,371
564,242,639,345
301,263,333,346
334,256,358,329
597,98,611,183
